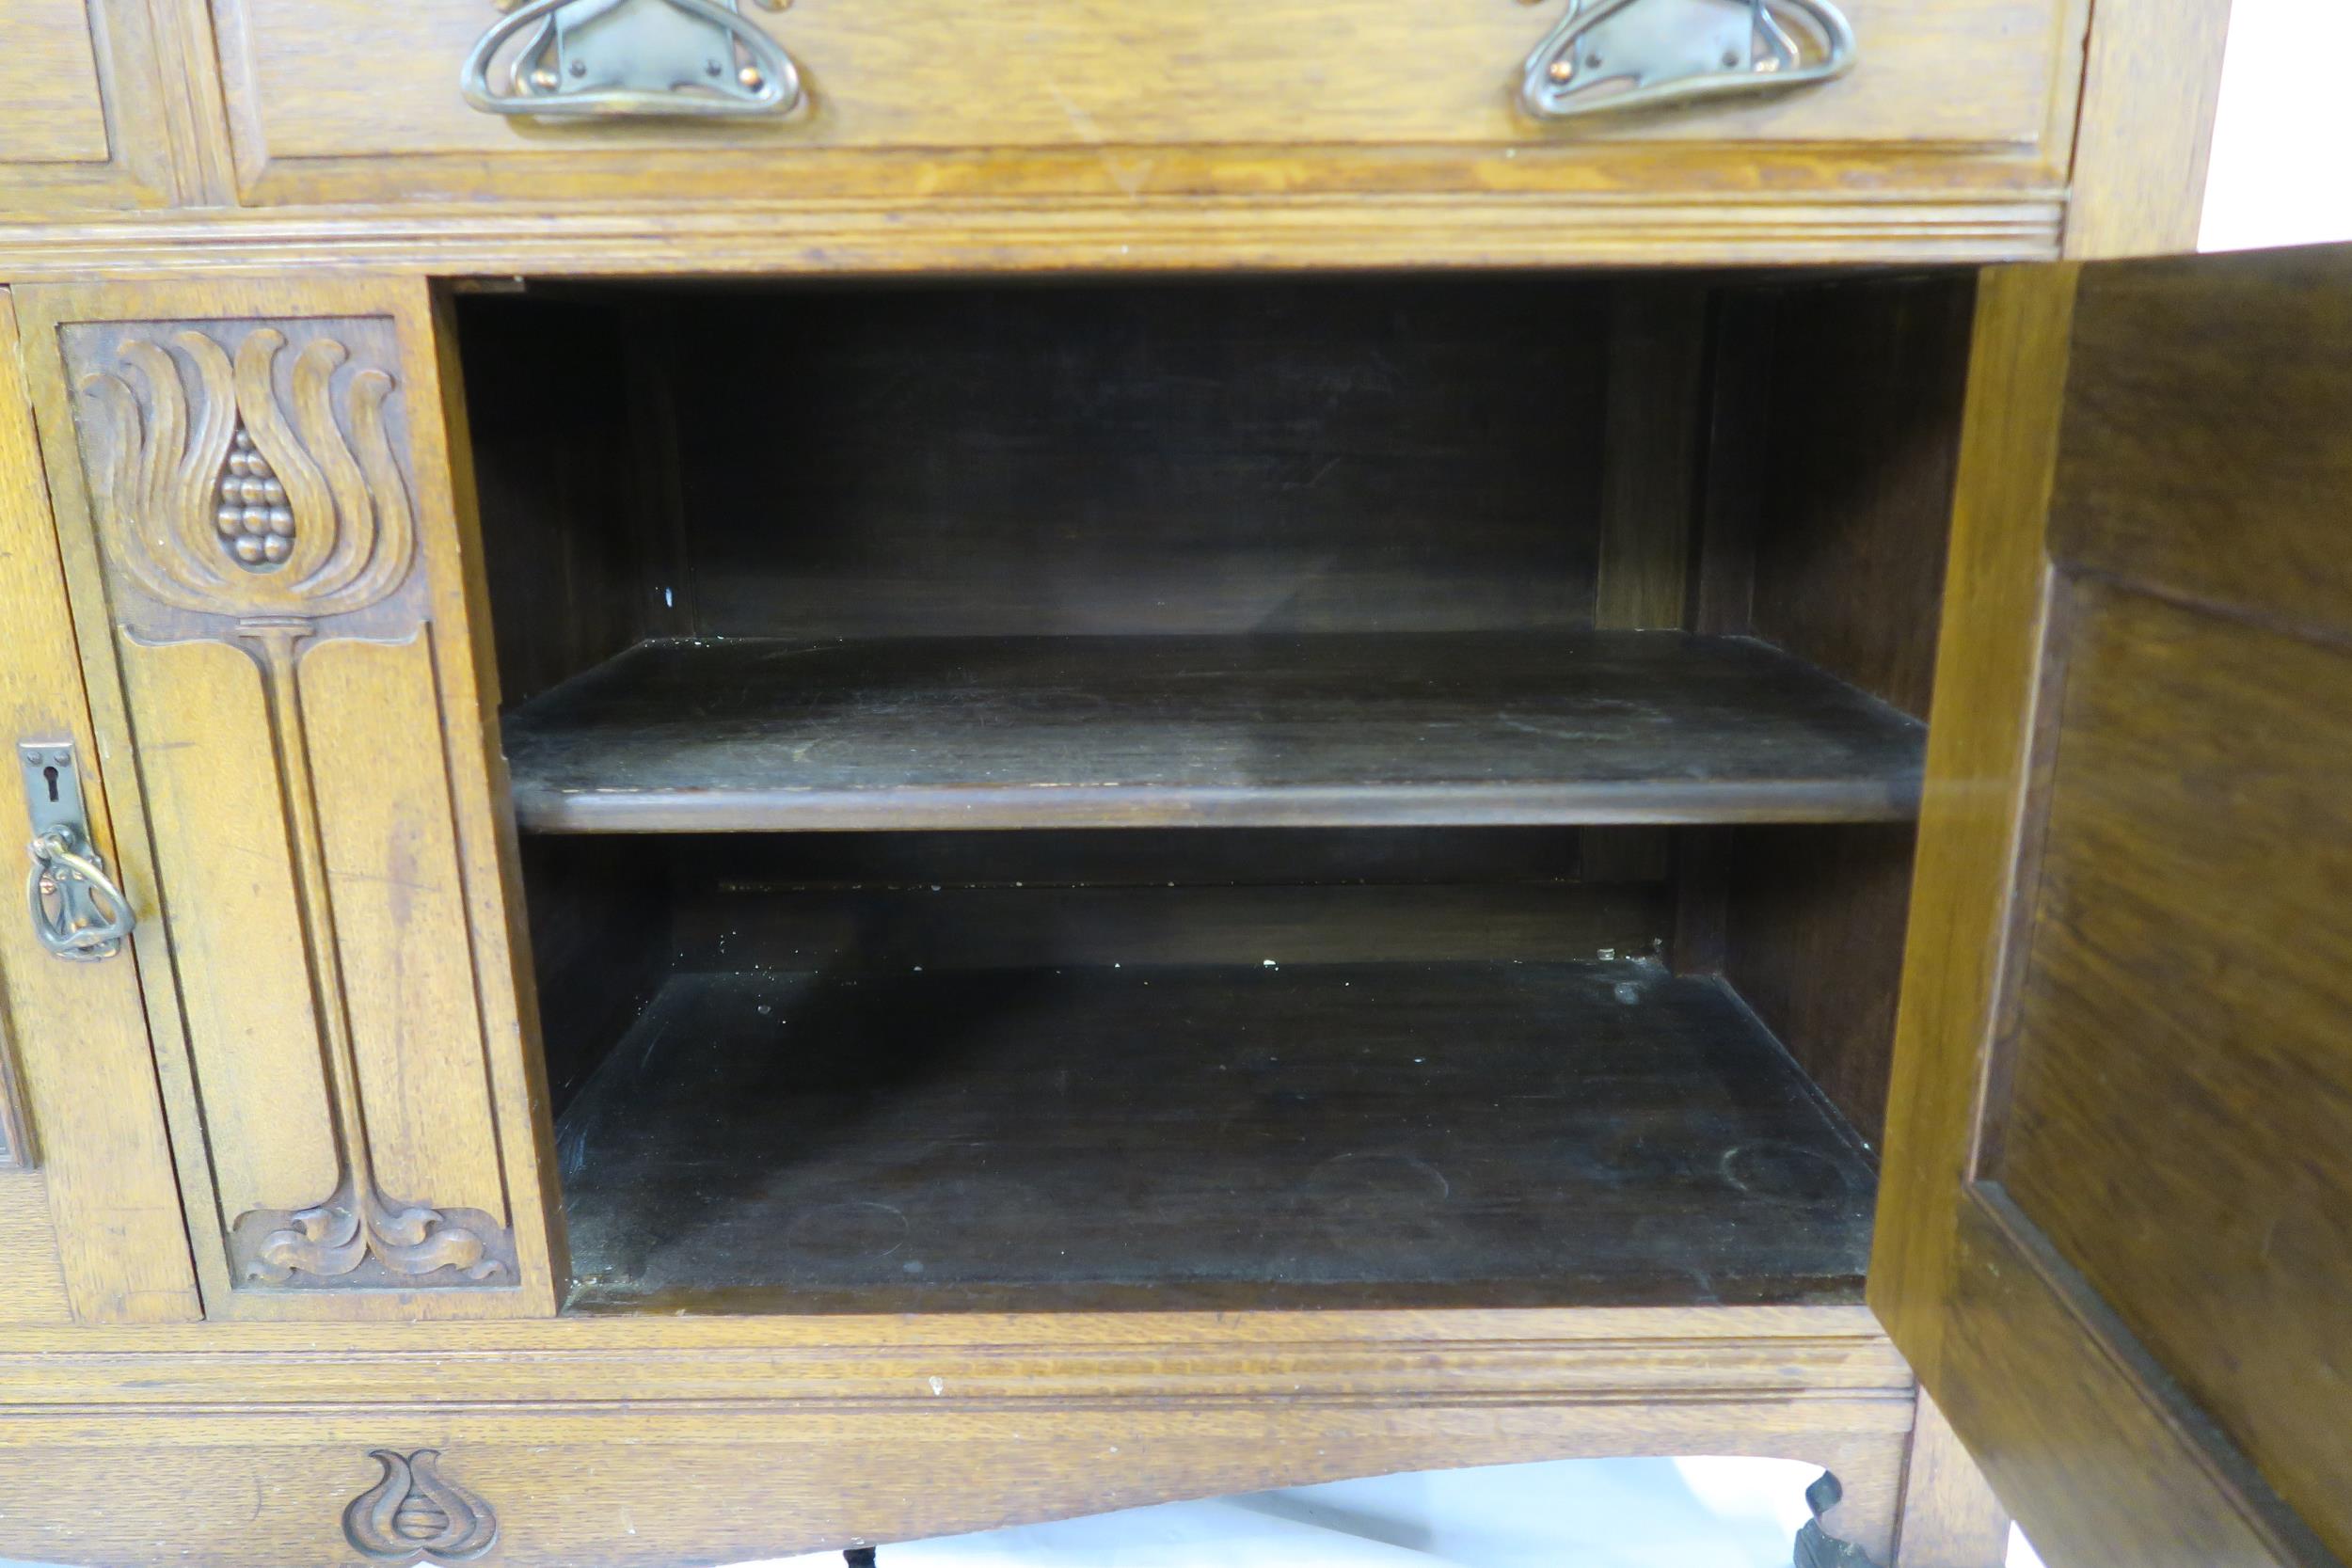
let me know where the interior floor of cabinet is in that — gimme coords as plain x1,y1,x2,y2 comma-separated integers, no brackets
556,958,1875,1312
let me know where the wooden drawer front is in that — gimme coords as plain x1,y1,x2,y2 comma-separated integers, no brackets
0,0,192,209
3,0,109,166
218,0,2084,214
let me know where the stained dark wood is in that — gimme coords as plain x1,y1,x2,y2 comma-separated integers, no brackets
461,294,686,707
665,279,1612,641
1993,581,2352,1563
667,879,1672,974
502,631,1926,832
558,959,1876,1312
1724,823,1918,1150
520,835,673,1115
2050,245,2352,640
1747,274,1975,720
1685,275,1970,1153
1875,248,2352,1568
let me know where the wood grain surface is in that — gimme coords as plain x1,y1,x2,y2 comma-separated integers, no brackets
1890,1386,2010,1568
16,277,564,1321
1995,582,2352,1562
654,277,1610,642
1868,261,2075,1392
2062,0,2233,259
1877,245,2352,1568
558,959,1876,1312
215,0,2079,189
502,632,1927,832
0,290,199,1325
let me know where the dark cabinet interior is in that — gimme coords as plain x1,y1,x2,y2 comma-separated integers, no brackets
457,269,1976,1315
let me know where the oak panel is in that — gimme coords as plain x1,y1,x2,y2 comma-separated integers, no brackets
226,0,2071,164
0,290,199,1325
2062,0,2233,259
117,634,337,1216
1939,1194,2329,1568
1867,261,2075,1390
1889,1386,2010,1568
1994,582,2352,1563
2050,244,2352,634
1876,245,2352,1568
0,1400,1909,1568
302,632,507,1218
0,0,190,211
0,0,109,165
19,278,562,1321
0,1173,73,1323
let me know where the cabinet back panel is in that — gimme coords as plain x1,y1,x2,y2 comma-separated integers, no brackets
663,279,1611,640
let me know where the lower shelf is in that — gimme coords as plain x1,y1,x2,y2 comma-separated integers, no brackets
558,958,1875,1312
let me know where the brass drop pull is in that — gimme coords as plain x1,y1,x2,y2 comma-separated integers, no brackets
19,742,134,963
461,0,803,118
1520,0,1856,121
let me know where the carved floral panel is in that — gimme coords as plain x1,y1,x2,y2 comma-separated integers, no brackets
60,317,518,1291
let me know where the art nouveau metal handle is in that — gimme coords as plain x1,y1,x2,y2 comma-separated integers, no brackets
25,829,135,962
1520,0,1856,121
19,742,133,963
462,0,802,118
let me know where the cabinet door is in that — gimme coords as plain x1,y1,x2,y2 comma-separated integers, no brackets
0,289,200,1325
16,279,564,1321
1873,243,2352,1568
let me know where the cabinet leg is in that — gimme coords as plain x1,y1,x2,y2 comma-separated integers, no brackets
1889,1387,2010,1568
1796,1471,1887,1567
845,1549,877,1567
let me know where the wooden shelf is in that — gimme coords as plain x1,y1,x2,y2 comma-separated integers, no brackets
557,959,1876,1312
503,632,1925,832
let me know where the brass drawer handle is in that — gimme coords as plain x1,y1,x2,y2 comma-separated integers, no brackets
19,743,133,963
1520,0,1856,120
461,0,803,118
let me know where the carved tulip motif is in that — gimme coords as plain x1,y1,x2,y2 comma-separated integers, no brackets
343,1449,500,1564
79,326,414,621
73,319,515,1291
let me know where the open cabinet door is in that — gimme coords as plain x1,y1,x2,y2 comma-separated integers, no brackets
1871,243,2352,1568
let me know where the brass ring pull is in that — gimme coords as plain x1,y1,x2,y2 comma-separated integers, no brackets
25,827,134,963
461,0,802,119
1520,0,1856,121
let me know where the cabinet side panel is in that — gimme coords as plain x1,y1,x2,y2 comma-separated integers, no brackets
2062,0,2233,259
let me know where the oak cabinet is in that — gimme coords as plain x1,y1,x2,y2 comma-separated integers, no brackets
0,7,2331,1568
1,241,2344,1568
